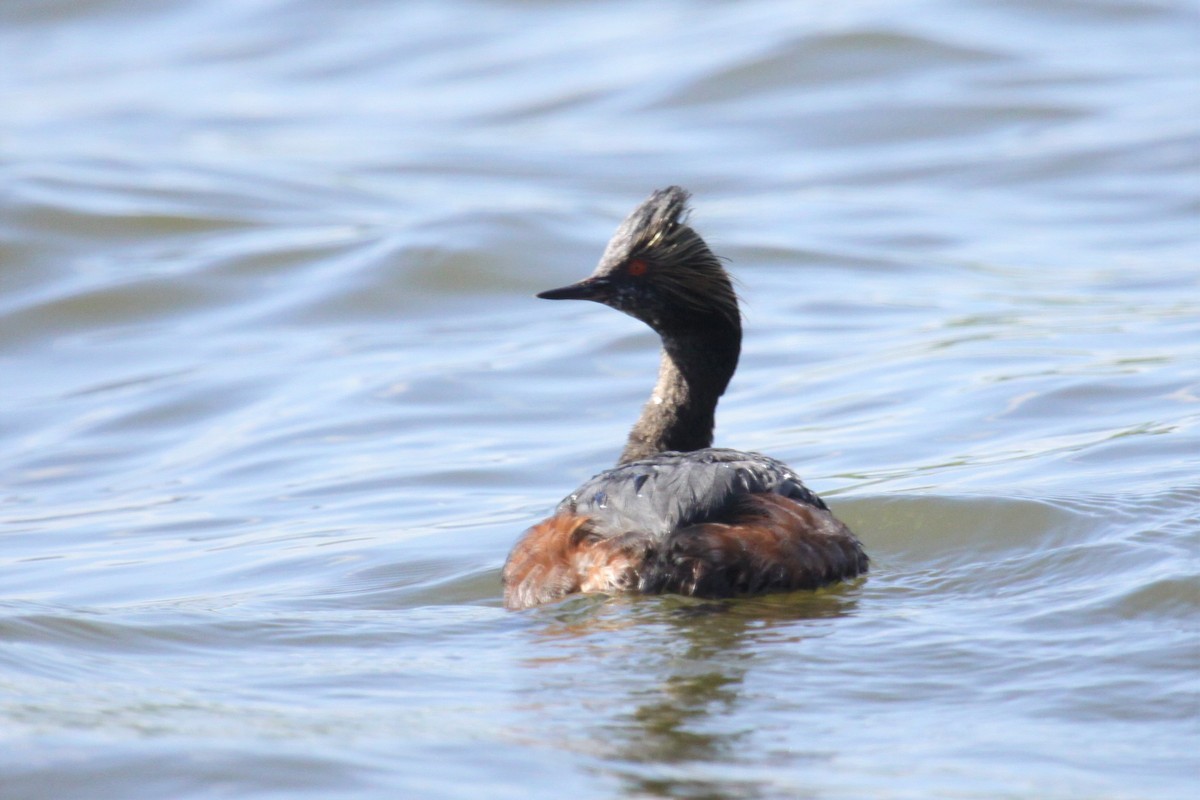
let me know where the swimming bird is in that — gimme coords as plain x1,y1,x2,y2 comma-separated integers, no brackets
503,187,867,610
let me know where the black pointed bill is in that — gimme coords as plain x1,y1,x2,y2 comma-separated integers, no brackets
536,277,611,302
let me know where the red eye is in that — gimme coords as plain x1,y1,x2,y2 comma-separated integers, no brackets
628,259,648,277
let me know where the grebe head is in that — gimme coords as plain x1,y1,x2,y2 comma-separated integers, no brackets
538,186,739,335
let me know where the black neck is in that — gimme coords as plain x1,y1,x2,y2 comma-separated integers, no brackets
618,316,742,465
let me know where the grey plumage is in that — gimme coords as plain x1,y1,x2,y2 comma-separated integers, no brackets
557,448,828,541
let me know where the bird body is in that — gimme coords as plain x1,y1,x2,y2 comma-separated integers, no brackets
503,188,867,610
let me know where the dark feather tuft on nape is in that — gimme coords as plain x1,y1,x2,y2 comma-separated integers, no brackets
597,187,740,327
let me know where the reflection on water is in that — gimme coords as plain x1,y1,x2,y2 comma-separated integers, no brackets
520,591,866,798
1,0,1198,797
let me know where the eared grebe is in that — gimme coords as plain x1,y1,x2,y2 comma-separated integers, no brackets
503,187,867,610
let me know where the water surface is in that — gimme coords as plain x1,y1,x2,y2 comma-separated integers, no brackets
1,0,1198,798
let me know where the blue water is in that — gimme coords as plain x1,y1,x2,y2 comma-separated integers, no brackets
2,0,1198,798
